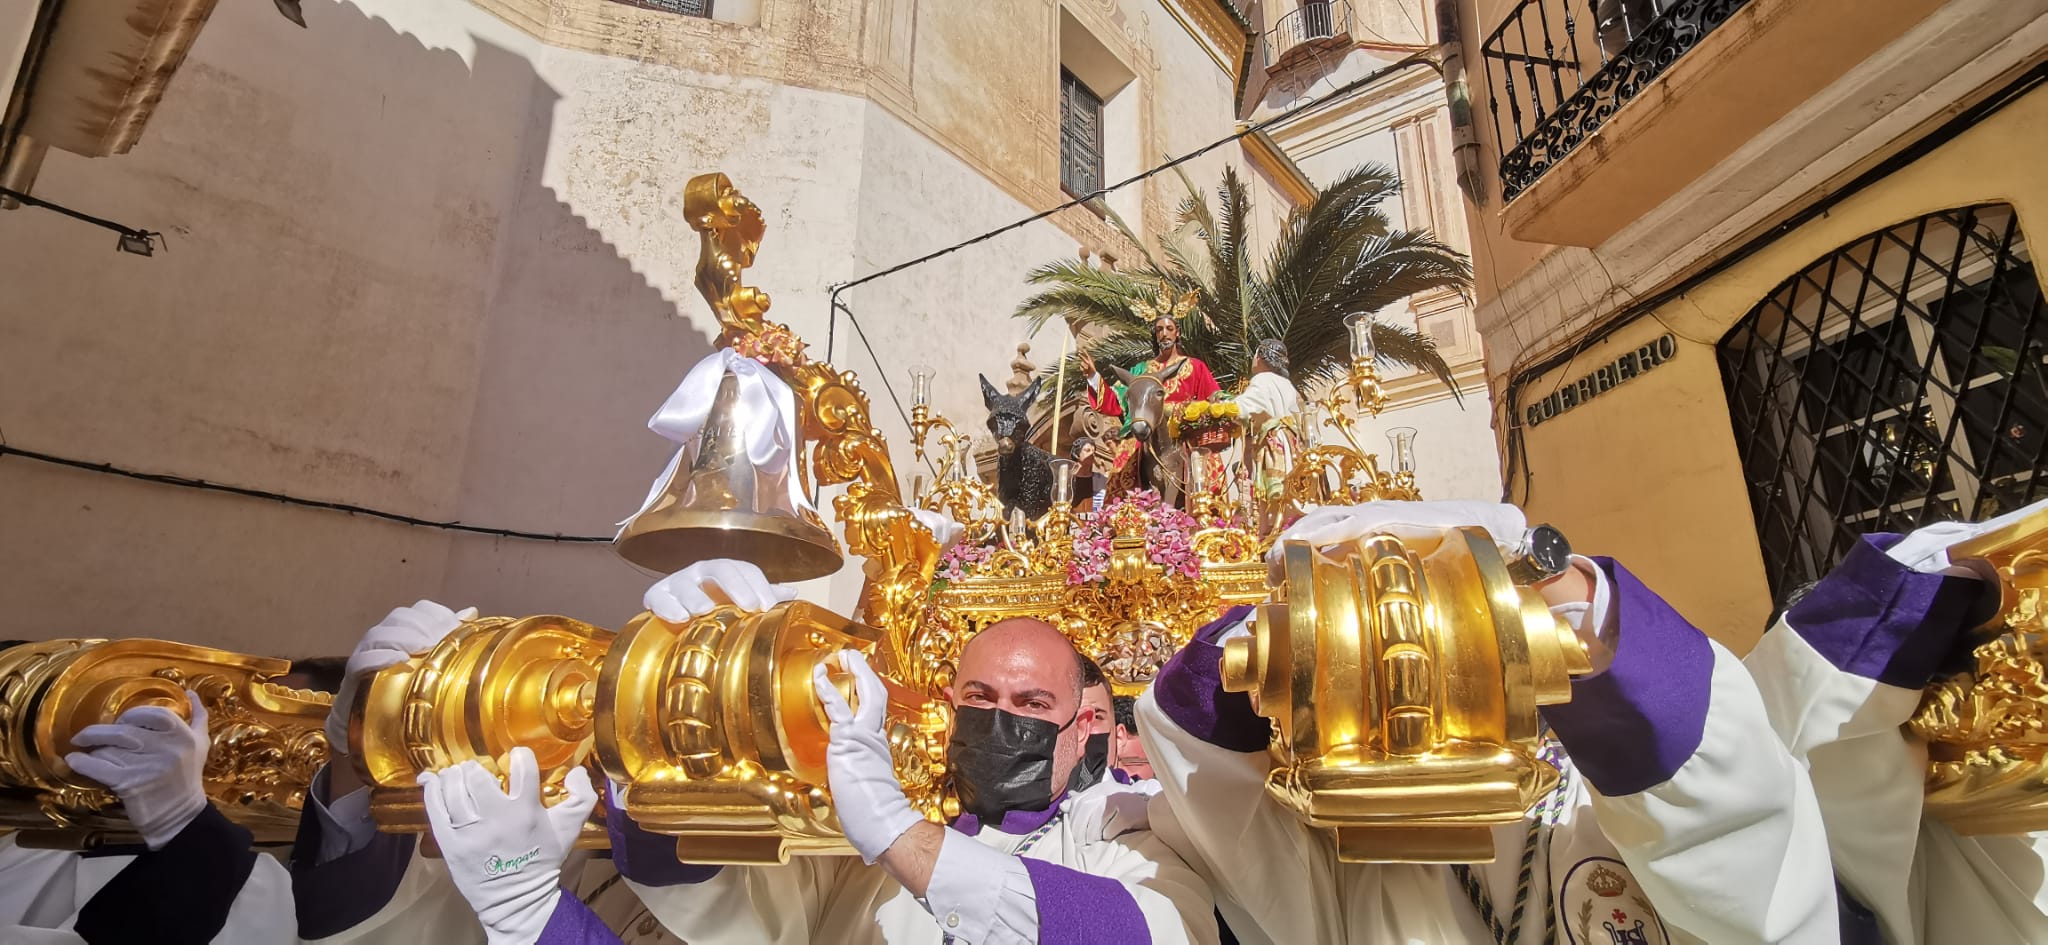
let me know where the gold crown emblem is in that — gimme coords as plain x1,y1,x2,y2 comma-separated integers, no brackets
1587,865,1628,897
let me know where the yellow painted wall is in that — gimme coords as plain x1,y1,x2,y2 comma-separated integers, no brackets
1515,85,2048,651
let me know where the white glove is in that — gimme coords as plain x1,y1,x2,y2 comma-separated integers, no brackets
327,601,477,753
66,691,211,850
643,558,798,623
912,508,964,551
811,650,922,863
1269,500,1528,580
1885,497,2048,574
418,747,598,945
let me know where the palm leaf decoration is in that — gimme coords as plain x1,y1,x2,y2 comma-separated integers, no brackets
1014,164,1473,411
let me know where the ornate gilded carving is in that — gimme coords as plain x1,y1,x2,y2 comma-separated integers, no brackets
1910,508,2048,834
1221,530,1591,862
352,615,613,838
596,603,951,865
0,639,330,845
685,173,942,678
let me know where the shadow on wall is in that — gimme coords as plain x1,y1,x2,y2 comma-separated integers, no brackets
0,0,713,654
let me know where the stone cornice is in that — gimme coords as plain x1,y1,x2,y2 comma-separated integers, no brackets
1155,0,1251,79
1238,125,1315,207
1262,64,1442,160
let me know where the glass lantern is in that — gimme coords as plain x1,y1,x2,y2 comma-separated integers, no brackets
908,363,935,407
1387,427,1418,474
1344,312,1376,363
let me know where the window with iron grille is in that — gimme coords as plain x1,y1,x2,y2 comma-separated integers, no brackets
1060,69,1105,198
609,0,711,16
1719,204,2047,605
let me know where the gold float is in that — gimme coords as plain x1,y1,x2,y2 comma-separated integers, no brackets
0,175,1644,864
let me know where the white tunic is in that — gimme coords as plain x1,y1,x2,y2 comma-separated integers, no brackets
1139,556,1841,945
629,778,1217,945
1231,372,1298,431
1743,533,2048,945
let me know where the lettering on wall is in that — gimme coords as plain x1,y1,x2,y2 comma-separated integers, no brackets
1524,334,1677,428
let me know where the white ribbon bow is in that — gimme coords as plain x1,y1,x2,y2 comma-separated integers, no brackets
620,348,814,530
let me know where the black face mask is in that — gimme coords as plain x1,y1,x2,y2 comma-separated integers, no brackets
948,705,1079,822
1067,731,1111,792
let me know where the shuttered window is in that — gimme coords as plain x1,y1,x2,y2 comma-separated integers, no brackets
1060,69,1105,197
610,0,711,17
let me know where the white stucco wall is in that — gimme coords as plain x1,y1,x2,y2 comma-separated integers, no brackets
0,0,1267,653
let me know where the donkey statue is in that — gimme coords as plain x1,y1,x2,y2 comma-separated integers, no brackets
1103,360,1189,508
980,373,1055,519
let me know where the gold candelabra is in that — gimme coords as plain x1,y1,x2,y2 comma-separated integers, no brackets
1344,312,1389,418
1285,394,1423,509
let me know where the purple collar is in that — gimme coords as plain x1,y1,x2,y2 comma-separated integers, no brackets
952,792,1069,837
1110,768,1134,785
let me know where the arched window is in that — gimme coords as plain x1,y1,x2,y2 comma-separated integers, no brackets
1718,205,2047,603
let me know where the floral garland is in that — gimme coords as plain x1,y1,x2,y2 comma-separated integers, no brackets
1165,398,1240,438
1068,489,1200,584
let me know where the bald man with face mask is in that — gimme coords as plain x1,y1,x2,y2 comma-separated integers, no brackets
618,560,1218,945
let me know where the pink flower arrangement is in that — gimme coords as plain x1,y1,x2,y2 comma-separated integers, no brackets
1067,489,1202,585
935,541,998,582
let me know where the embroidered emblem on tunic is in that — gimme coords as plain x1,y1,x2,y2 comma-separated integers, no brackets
1558,857,1669,945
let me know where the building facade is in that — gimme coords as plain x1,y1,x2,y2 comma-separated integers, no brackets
1245,0,1503,502
0,0,1290,654
1447,0,2048,644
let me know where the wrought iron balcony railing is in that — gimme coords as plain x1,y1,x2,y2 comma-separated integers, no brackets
1481,0,1751,201
1265,1,1356,70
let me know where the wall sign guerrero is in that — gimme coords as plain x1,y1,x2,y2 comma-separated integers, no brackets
1524,334,1677,428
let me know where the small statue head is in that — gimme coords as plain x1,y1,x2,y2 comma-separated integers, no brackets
981,373,1044,456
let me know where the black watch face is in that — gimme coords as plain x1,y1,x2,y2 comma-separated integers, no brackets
1528,525,1571,576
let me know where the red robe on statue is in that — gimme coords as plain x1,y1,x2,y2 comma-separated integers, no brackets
1090,354,1222,502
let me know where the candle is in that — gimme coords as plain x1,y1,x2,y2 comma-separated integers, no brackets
1048,457,1077,505
1051,334,1070,459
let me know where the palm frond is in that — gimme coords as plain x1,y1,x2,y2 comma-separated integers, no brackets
1012,163,1474,408
1013,261,1164,336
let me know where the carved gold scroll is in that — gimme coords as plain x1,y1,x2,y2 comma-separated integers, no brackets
682,173,943,680
0,639,330,846
597,602,950,864
349,615,612,844
1222,529,1591,862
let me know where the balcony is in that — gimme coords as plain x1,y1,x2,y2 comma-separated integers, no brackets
1264,1,1355,71
1481,0,1752,203
1477,0,1951,247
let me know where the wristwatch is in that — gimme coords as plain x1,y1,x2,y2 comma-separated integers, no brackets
1504,524,1572,585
